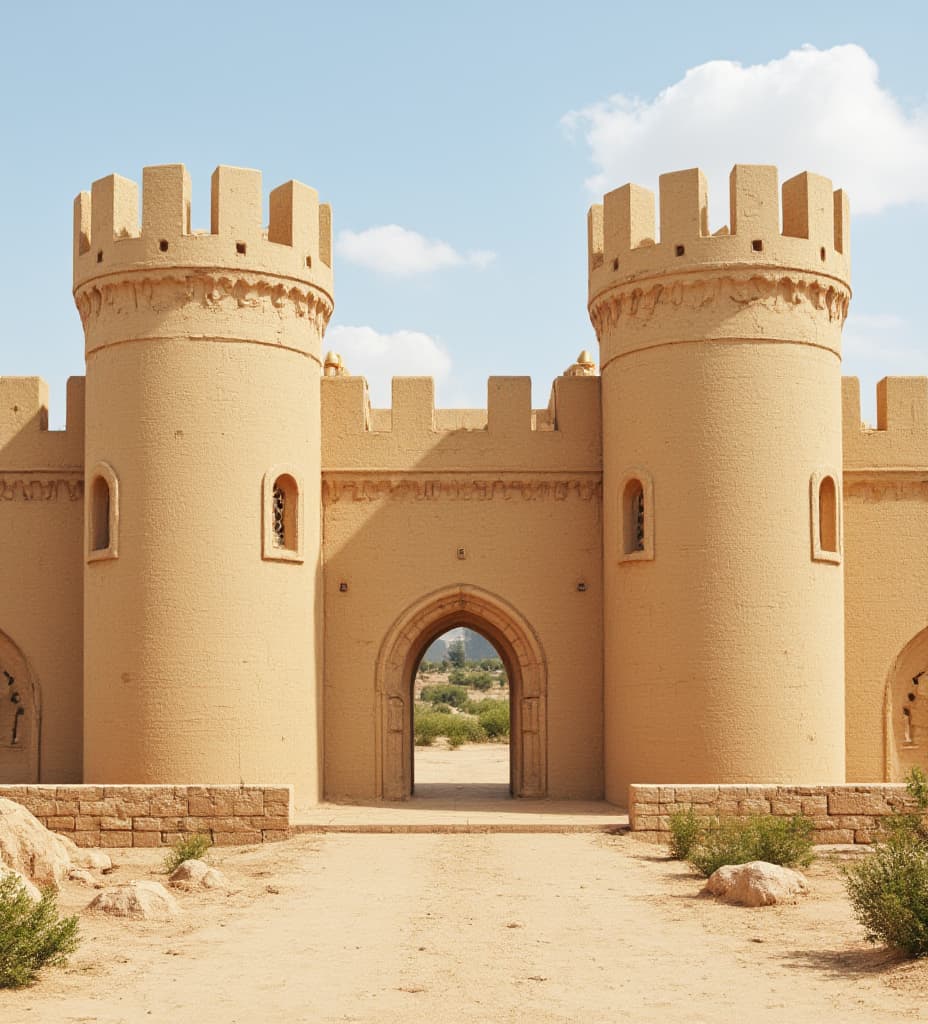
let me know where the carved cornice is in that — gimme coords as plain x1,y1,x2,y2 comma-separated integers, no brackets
845,478,928,502
589,271,851,338
323,476,602,504
0,478,83,502
74,270,333,333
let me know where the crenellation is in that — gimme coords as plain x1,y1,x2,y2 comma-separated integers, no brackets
589,164,852,317
73,163,334,305
0,375,84,472
322,373,602,474
843,376,928,470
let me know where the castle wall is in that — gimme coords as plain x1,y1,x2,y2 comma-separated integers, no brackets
0,376,85,781
842,376,928,781
321,374,604,801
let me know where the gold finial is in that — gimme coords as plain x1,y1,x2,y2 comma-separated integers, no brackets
564,349,597,377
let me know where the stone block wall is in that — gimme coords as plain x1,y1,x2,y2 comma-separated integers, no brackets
629,783,919,845
0,784,293,847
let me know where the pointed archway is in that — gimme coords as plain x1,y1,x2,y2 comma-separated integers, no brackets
0,630,39,783
375,585,547,800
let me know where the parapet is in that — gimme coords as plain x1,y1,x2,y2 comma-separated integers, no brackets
322,374,601,475
588,165,850,302
73,164,333,301
0,377,84,473
844,377,928,471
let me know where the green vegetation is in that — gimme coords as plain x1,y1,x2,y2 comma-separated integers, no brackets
844,767,928,956
671,813,814,877
476,701,509,739
449,669,495,691
163,832,212,874
447,638,467,668
414,708,488,748
667,807,703,860
420,683,470,708
0,874,79,988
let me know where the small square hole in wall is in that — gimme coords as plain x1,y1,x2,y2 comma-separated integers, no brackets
159,239,169,252
675,244,685,257
96,251,103,263
338,581,348,593
752,239,763,252
612,258,619,271
305,255,312,268
456,547,466,560
236,242,247,255
820,246,826,261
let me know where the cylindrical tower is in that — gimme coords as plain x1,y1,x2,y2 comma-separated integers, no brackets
588,165,851,801
74,164,332,804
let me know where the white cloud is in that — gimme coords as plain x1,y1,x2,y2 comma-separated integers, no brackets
564,45,928,216
337,224,495,275
325,324,452,406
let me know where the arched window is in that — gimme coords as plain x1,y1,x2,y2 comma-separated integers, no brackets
263,468,304,562
87,462,118,562
623,479,645,555
810,470,841,564
619,469,654,562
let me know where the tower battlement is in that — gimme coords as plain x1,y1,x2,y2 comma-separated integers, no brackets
73,164,333,300
588,164,850,297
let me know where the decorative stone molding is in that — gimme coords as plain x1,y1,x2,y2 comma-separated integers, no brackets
75,271,334,335
590,271,850,338
322,476,603,504
845,477,928,502
0,477,83,502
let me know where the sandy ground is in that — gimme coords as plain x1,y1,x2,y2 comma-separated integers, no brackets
4,750,928,1022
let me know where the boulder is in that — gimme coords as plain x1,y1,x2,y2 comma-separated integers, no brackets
57,834,113,871
169,858,227,890
68,867,97,886
0,864,42,902
85,881,179,920
0,798,73,888
703,861,810,907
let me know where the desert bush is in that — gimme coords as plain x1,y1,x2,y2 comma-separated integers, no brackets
432,702,453,715
420,683,470,708
414,710,487,748
164,833,212,874
843,766,928,956
0,874,79,988
687,814,814,877
477,701,510,739
667,807,704,860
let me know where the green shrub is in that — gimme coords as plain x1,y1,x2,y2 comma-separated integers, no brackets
667,807,704,860
0,874,79,988
477,701,510,739
843,766,928,956
845,828,928,956
687,814,814,877
164,833,212,874
414,710,487,748
420,683,470,708
432,702,453,715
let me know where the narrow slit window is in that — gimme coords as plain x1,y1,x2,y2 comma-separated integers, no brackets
87,462,119,561
623,479,645,555
818,475,838,553
91,476,110,551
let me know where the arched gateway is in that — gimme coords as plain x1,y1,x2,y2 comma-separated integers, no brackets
375,585,547,800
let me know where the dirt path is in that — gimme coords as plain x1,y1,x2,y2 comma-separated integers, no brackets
5,832,928,1023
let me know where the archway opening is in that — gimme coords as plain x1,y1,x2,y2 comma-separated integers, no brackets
887,626,928,780
413,626,511,799
377,585,547,801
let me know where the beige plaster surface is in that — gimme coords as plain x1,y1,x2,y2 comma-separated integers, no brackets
4,833,925,1023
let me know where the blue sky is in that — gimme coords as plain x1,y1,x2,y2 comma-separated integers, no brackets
2,1,926,425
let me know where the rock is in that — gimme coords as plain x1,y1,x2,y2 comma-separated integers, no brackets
703,861,810,907
85,881,179,920
0,798,73,888
169,859,227,890
0,864,42,902
57,834,113,871
68,867,96,886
